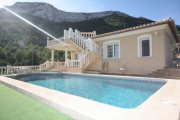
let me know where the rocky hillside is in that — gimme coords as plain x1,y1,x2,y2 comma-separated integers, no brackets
0,2,154,47
7,2,129,23
177,25,180,36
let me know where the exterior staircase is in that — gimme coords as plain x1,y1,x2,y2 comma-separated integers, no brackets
64,28,99,52
64,28,101,71
148,67,180,79
44,28,101,73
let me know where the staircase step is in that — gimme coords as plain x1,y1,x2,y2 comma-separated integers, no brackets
48,67,66,72
84,70,101,74
148,67,180,79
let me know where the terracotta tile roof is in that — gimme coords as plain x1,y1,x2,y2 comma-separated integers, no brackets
93,18,179,43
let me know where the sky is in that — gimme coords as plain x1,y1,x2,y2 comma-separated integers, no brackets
0,0,180,24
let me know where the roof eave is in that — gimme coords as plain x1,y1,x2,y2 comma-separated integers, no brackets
93,18,180,43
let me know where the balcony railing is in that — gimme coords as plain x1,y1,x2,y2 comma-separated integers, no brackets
0,65,40,75
39,61,66,71
80,31,96,38
172,60,180,68
0,61,66,75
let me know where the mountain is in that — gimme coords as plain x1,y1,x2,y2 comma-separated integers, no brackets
7,2,129,23
177,25,180,35
0,2,154,46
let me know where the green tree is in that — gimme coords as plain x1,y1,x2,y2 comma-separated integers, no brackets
14,49,26,65
0,47,6,59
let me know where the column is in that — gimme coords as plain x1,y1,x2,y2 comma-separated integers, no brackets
51,50,54,62
71,51,75,60
80,51,84,68
65,48,68,68
93,31,96,36
65,48,68,62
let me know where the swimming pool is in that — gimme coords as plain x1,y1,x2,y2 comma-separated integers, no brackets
11,73,166,108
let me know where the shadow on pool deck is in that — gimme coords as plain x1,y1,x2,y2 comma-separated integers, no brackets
0,84,73,120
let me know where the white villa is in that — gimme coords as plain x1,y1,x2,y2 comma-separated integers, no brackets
44,18,180,75
2,18,179,76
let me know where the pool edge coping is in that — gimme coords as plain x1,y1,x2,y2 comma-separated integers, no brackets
0,73,180,120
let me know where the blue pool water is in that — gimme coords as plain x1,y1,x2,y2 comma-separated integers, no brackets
11,73,166,108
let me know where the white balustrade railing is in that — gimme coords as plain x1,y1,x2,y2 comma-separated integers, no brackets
64,28,100,53
87,38,100,54
0,65,40,75
0,57,92,75
80,31,96,38
0,61,66,75
39,61,52,71
81,52,90,68
53,62,66,68
0,67,8,75
39,61,66,71
67,59,81,68
66,52,91,69
172,60,180,68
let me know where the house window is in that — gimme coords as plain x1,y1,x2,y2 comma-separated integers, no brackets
107,45,113,58
114,43,119,58
142,39,150,56
103,40,120,59
138,34,152,57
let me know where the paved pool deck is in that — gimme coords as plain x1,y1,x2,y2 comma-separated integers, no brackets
0,73,180,120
